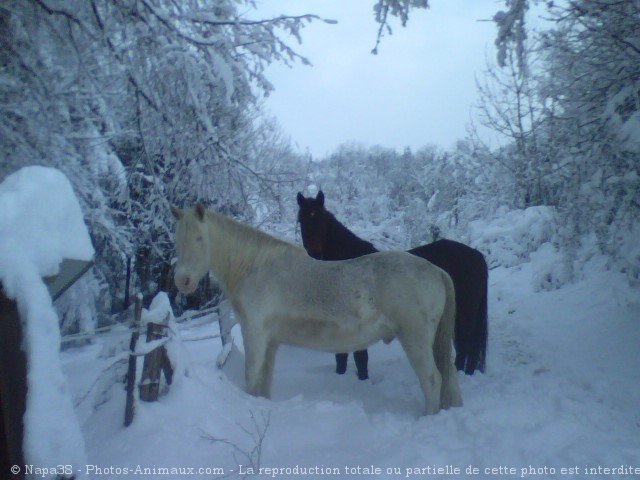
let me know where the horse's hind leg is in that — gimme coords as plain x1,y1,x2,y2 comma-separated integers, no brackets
398,325,441,415
335,353,348,375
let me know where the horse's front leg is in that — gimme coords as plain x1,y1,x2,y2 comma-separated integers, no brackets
243,326,277,399
261,341,279,398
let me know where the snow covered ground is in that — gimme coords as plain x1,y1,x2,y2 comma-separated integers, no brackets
65,250,640,479
2,167,638,479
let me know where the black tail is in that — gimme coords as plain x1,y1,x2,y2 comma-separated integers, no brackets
463,278,488,375
477,286,488,373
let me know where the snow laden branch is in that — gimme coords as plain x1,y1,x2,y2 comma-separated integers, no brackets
371,0,429,54
137,0,333,76
493,0,530,71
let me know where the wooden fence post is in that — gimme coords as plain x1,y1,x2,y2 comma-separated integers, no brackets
124,294,142,427
139,314,174,402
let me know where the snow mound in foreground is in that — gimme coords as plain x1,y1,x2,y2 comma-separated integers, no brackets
0,166,94,289
0,166,94,475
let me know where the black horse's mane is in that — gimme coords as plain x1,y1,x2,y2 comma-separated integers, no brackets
322,210,378,260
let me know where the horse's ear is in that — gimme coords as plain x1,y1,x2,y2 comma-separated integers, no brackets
296,192,304,207
316,190,324,206
171,206,183,220
195,203,206,221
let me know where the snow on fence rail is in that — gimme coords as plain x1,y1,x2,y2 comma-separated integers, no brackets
59,305,221,345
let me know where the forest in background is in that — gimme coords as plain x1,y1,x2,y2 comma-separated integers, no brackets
1,0,638,336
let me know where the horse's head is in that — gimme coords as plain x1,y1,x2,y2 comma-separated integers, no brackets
296,190,328,259
171,203,211,294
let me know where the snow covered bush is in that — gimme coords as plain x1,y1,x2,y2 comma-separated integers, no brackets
528,242,568,291
468,206,556,269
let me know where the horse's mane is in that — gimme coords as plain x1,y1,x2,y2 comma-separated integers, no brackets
208,210,301,254
205,210,305,295
323,210,378,259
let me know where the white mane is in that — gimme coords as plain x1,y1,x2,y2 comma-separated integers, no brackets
205,210,305,296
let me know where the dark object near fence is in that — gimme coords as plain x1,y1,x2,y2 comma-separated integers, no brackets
0,259,92,480
0,287,26,480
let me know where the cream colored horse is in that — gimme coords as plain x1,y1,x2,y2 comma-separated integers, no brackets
171,204,462,414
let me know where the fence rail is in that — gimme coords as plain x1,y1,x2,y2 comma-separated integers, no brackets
60,306,221,344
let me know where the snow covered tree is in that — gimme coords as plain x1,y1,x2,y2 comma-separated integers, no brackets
0,0,317,320
473,0,639,280
537,0,640,278
475,40,556,209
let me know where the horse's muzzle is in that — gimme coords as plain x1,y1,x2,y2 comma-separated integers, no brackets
174,272,198,294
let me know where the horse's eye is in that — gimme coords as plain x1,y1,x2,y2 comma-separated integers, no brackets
310,211,316,217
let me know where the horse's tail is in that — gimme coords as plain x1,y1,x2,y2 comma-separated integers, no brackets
434,270,463,409
477,278,488,373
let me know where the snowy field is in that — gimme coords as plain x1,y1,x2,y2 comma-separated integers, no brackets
66,245,640,479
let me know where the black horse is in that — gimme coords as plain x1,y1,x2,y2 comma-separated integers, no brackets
297,191,488,376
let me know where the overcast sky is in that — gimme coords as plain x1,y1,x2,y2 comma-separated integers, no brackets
253,1,503,159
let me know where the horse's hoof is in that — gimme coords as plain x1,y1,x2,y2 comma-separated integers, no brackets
336,367,347,375
357,372,368,381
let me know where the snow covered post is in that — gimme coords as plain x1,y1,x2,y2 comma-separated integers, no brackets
0,167,94,479
139,310,174,402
